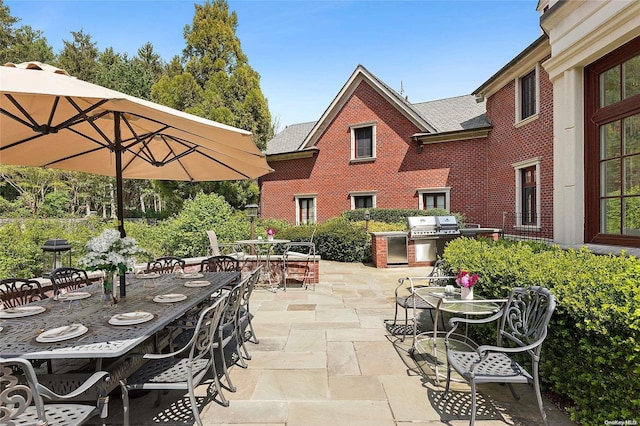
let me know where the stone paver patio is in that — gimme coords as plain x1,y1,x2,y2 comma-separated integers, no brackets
93,260,575,425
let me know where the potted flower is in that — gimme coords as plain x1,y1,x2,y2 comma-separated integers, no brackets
266,227,276,241
455,270,478,300
78,229,145,302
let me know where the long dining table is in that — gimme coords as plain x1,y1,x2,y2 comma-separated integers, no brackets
0,270,240,395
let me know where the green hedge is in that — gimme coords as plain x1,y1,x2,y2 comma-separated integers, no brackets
442,237,640,425
341,207,465,226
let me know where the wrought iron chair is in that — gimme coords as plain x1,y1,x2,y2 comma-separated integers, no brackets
0,278,47,308
49,267,91,296
282,227,317,291
119,294,228,426
200,255,240,273
391,260,455,341
212,277,249,406
444,286,556,425
145,256,186,274
0,357,109,426
237,266,262,360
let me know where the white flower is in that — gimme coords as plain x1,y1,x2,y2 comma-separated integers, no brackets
78,229,144,273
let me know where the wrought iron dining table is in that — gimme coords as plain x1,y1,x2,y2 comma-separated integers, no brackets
0,271,240,397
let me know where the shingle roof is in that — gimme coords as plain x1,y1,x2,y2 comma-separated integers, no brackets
266,70,490,155
412,95,490,133
266,121,317,155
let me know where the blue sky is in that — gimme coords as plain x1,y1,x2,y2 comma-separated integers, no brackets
5,0,542,131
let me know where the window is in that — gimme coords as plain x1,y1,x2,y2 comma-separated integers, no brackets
295,195,316,225
516,66,539,123
585,36,640,246
350,191,376,210
417,188,450,211
514,159,540,228
350,122,376,161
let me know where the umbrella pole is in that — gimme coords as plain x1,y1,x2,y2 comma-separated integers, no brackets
114,112,127,299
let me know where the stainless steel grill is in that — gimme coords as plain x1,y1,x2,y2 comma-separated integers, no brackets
407,216,460,239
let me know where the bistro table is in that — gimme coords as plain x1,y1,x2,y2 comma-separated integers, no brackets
410,286,506,385
0,271,239,395
236,238,290,292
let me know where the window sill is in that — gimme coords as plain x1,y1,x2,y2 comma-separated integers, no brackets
514,224,541,231
350,157,376,164
514,113,539,128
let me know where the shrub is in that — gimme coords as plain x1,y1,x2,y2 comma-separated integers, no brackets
442,237,640,425
314,217,370,262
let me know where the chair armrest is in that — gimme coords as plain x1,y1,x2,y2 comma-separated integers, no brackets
38,371,109,400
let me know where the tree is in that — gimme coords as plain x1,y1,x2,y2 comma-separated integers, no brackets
56,29,99,82
95,54,154,100
0,1,53,64
0,0,19,63
136,42,164,82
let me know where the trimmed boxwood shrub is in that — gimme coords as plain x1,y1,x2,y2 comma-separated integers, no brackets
442,237,640,425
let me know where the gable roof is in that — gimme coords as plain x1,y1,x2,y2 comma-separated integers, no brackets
266,65,490,156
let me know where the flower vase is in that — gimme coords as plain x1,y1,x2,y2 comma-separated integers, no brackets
460,286,474,300
102,271,115,306
267,235,274,241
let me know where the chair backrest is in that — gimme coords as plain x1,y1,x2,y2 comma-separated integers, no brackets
240,266,262,312
0,357,49,423
207,230,222,256
0,278,47,308
200,255,240,273
50,267,91,295
499,286,556,356
427,260,454,286
146,256,186,274
187,294,228,364
219,277,248,335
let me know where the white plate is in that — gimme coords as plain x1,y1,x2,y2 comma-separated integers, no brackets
58,291,92,301
136,273,160,279
0,306,46,318
109,311,154,326
184,280,211,288
178,272,204,279
36,323,88,343
153,293,187,303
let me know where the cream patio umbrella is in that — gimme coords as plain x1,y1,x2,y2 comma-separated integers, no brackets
0,61,273,296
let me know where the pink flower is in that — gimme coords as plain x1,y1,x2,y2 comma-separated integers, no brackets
266,227,276,236
455,270,478,288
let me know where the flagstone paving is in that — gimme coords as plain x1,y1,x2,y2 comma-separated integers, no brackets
95,260,575,425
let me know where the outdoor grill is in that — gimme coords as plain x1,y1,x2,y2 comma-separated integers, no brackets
407,216,461,239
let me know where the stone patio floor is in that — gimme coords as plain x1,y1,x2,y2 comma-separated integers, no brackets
95,260,575,425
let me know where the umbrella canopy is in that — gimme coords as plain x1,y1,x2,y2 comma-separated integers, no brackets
0,62,272,224
1,61,273,297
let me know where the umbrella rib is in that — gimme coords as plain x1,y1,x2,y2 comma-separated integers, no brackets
2,94,41,128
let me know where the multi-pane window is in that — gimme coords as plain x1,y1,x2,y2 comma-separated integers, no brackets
354,195,373,209
350,123,376,160
585,37,640,245
297,197,316,225
599,112,640,236
355,126,372,158
422,192,446,210
521,165,537,225
519,69,537,120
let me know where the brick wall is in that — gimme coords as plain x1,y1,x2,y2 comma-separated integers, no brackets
261,81,489,224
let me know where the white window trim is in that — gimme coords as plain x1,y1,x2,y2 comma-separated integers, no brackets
349,191,377,210
350,121,377,162
417,187,451,211
513,158,541,229
294,194,317,226
514,63,540,126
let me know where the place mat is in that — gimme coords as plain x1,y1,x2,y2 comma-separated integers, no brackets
184,280,211,288
0,305,46,318
136,272,160,279
178,272,204,279
36,323,88,343
153,293,187,303
57,291,92,301
108,311,154,326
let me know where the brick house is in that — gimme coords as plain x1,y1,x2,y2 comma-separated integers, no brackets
261,0,640,252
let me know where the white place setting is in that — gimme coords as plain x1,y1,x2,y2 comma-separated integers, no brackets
36,323,88,343
0,305,46,318
184,280,211,288
108,311,154,326
153,293,187,303
57,291,93,301
177,272,204,279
